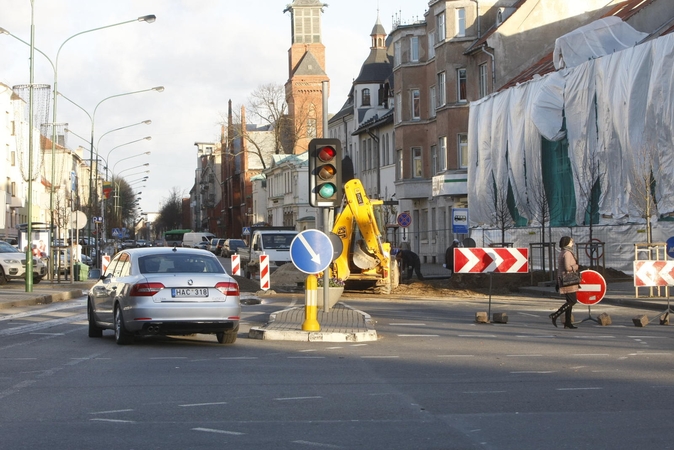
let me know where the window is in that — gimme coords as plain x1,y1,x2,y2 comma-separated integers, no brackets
396,93,402,123
428,32,435,59
456,8,466,37
361,139,367,171
437,72,446,107
11,181,16,196
437,12,446,42
429,86,437,117
479,63,488,98
306,118,317,138
410,36,419,62
10,150,16,166
362,88,371,107
394,41,401,66
412,147,422,178
458,134,468,168
457,68,467,102
420,209,429,241
431,145,439,174
396,149,403,180
293,8,321,44
438,136,447,171
411,89,420,120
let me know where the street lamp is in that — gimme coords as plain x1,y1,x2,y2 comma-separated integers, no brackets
0,15,157,282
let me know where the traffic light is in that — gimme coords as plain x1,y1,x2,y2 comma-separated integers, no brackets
308,138,342,207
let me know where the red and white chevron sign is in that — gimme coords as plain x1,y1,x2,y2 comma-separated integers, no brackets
454,247,529,273
633,260,674,286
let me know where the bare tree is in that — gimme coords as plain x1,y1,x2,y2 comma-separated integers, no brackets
488,174,515,246
573,145,605,267
629,139,660,244
156,187,184,234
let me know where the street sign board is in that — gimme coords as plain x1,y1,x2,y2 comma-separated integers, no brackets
452,208,469,234
242,227,251,236
290,229,334,275
634,260,674,286
577,270,607,305
397,212,411,228
454,247,528,273
667,236,674,259
112,228,121,238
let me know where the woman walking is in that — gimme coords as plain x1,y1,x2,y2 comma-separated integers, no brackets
549,236,579,329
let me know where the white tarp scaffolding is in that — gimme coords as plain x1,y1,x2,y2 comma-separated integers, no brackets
468,19,674,229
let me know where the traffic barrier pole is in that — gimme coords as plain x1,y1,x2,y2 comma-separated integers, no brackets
231,254,240,276
302,275,320,331
260,254,270,290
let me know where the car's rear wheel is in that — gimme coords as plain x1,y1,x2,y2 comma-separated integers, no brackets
114,305,133,345
88,301,103,338
33,274,42,284
216,325,238,344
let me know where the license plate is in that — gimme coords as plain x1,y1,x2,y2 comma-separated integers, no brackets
171,288,209,298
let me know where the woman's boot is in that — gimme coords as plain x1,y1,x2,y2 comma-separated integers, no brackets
549,303,569,328
564,306,577,329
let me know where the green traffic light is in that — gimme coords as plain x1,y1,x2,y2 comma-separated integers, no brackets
318,182,336,198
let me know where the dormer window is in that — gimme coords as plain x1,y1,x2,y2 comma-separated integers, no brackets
362,88,371,107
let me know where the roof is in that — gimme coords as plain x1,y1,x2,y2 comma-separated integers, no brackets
352,109,394,135
354,47,393,84
292,51,327,77
499,0,667,90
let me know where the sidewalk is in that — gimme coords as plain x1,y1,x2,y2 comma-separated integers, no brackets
0,280,95,309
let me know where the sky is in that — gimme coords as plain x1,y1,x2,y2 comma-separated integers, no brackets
0,0,429,216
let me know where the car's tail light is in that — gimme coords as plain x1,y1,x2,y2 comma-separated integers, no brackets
129,282,165,297
215,281,239,296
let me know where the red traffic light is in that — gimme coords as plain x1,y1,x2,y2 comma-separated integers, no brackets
317,146,337,162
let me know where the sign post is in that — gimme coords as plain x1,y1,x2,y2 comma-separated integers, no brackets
290,230,334,329
576,270,607,324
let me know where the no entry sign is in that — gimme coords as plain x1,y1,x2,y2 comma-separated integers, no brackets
577,270,607,305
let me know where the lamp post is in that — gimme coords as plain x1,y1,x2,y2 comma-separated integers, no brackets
113,165,149,235
1,14,157,283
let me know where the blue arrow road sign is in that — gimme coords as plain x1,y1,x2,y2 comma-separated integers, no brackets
290,229,334,274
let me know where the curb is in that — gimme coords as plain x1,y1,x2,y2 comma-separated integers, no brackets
0,289,85,310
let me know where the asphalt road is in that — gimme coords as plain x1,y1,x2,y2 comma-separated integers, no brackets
0,292,672,449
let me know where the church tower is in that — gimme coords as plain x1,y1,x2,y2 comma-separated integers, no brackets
284,0,330,154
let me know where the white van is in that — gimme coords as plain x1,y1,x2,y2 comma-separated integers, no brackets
182,232,216,248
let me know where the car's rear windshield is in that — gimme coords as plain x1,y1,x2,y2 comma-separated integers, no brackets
139,254,225,274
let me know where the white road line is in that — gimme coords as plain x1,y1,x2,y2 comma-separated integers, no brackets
274,396,322,401
572,354,610,357
150,357,187,360
516,335,557,338
192,427,244,435
91,418,136,423
361,356,399,359
292,440,342,448
90,409,134,415
396,334,439,337
0,300,85,322
518,313,539,317
326,347,343,350
288,356,325,359
511,371,556,374
628,352,671,356
390,323,426,326
458,334,497,338
438,355,474,358
463,391,507,394
180,402,227,407
299,349,318,352
556,387,602,391
0,314,86,336
629,336,668,338
506,354,542,357
219,356,258,360
573,336,615,339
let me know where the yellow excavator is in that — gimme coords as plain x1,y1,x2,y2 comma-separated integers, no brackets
328,179,399,294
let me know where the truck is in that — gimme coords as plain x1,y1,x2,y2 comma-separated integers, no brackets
237,227,298,278
328,179,399,294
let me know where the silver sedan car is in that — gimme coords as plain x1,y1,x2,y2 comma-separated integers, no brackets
88,247,240,345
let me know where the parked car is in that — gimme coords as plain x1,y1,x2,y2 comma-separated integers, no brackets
0,240,47,284
222,238,246,257
208,238,225,255
194,241,210,250
135,240,149,247
151,238,166,247
120,240,136,249
87,247,241,345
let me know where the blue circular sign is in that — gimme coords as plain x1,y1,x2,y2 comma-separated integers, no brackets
290,230,334,274
667,236,674,258
397,212,412,228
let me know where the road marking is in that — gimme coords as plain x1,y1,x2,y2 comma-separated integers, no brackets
511,371,556,374
396,334,439,337
219,356,258,360
390,323,426,326
438,355,474,358
292,440,342,448
572,335,615,339
516,335,557,338
150,357,187,360
463,391,507,394
572,354,610,357
180,402,227,407
0,314,86,336
507,354,542,357
628,352,671,356
458,334,497,338
91,418,136,423
274,396,322,401
556,387,602,391
192,427,244,435
90,409,134,415
361,356,399,359
518,312,539,317
288,356,325,359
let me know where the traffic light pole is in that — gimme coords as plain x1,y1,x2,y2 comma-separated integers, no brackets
321,81,331,311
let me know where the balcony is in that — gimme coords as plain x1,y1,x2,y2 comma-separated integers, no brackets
432,172,468,197
394,178,431,199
